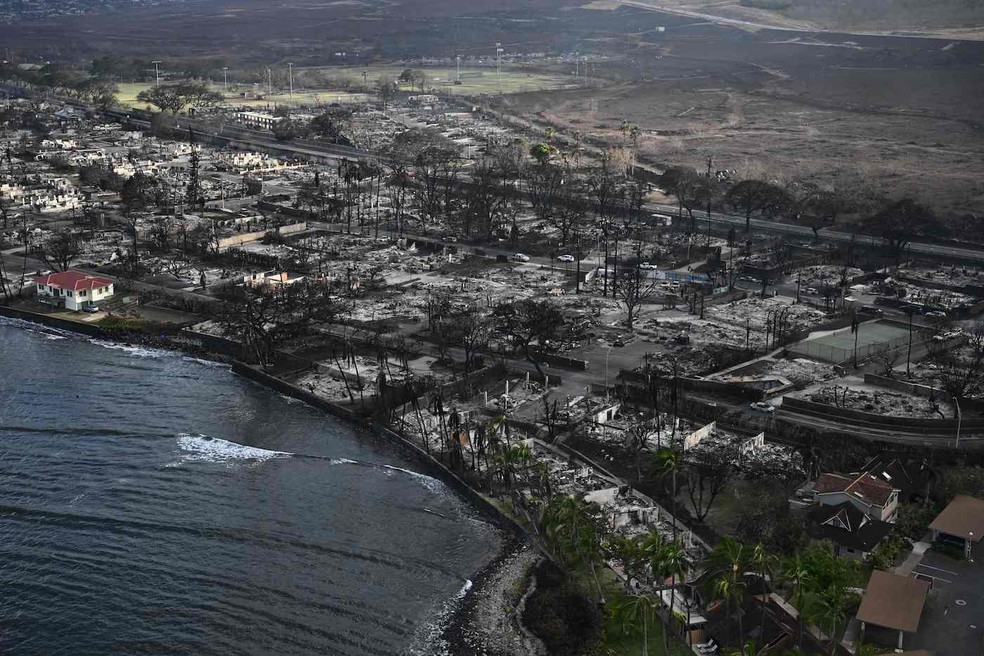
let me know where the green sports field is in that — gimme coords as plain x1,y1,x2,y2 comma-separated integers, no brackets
115,65,574,109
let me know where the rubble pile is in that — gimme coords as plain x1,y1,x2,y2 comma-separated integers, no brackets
806,385,952,418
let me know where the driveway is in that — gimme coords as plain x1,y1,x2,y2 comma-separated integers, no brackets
904,544,984,656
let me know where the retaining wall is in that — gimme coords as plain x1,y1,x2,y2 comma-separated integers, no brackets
781,396,984,431
232,361,536,543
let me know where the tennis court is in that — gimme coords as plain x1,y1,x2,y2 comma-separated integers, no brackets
789,321,915,363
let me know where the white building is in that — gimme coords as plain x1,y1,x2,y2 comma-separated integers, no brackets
34,271,115,311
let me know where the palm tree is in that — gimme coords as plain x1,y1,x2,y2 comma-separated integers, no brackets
541,494,606,599
781,554,813,647
612,591,659,656
653,536,690,651
606,534,647,591
726,640,759,656
809,585,848,656
748,542,778,638
707,538,748,647
654,446,683,539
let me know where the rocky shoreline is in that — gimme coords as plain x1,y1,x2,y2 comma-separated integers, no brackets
442,534,547,656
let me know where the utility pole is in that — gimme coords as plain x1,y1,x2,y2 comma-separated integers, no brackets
706,155,713,248
288,62,294,101
222,67,228,92
152,60,162,87
266,68,272,95
456,55,461,83
496,42,503,90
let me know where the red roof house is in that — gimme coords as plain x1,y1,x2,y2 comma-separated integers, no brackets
34,271,114,311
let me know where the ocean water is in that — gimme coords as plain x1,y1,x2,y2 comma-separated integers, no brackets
0,319,499,655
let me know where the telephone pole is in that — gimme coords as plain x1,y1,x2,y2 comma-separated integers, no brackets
288,62,294,101
222,66,228,92
495,42,503,90
152,60,162,87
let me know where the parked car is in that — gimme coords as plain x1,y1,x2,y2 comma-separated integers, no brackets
557,254,575,262
82,305,100,313
749,402,776,414
925,310,947,318
638,262,657,270
511,253,531,262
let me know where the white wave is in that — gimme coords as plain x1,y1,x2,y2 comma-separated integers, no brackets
382,464,448,495
182,356,227,368
0,316,78,341
90,340,173,359
403,578,474,656
330,457,358,465
176,433,292,464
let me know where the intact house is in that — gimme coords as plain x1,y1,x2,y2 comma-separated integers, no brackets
807,501,893,561
928,494,984,559
802,471,900,522
34,271,114,311
860,454,933,504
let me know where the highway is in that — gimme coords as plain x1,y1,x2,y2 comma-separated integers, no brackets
647,203,984,264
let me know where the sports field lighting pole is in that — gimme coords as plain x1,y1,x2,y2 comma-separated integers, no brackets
456,55,461,83
222,67,228,92
288,62,294,101
152,61,162,87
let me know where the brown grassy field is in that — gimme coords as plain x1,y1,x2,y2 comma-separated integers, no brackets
622,0,984,38
498,20,984,217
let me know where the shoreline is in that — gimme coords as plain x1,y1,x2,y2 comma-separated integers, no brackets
0,304,545,656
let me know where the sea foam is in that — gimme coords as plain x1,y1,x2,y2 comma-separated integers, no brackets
176,433,292,464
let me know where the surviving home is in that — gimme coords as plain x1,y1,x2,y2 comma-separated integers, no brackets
35,271,114,311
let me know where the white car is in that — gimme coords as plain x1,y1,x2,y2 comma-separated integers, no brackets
557,254,575,262
749,402,776,414
511,253,531,262
638,262,657,270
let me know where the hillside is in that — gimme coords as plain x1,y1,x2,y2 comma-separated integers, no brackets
783,0,984,31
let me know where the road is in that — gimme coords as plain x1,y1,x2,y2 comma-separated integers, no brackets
648,202,984,264
619,0,981,40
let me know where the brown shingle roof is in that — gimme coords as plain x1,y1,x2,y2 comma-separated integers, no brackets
856,571,930,633
929,495,984,541
847,473,895,506
814,473,853,493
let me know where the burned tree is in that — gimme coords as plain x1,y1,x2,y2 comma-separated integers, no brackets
214,280,346,367
39,231,81,271
725,179,791,234
492,298,565,379
616,254,658,329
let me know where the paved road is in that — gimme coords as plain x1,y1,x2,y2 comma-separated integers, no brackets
648,202,984,264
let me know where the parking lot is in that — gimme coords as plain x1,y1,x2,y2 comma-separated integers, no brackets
906,544,984,656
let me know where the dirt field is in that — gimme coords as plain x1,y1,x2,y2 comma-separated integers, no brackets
621,0,984,39
499,18,984,217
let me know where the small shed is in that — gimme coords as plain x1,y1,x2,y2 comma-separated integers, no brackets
929,494,984,559
857,571,930,651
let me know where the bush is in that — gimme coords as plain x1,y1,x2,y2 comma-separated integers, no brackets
870,534,908,570
894,503,939,541
522,561,602,656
